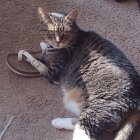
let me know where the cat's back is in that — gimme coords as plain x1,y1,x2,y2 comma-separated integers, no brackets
62,31,140,98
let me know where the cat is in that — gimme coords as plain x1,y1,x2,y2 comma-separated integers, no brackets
38,8,140,140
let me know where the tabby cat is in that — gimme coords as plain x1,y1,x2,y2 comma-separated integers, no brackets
38,8,140,140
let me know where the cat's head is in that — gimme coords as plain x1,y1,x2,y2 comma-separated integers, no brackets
38,8,79,49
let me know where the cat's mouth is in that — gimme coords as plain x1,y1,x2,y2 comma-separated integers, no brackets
48,44,65,49
44,41,66,49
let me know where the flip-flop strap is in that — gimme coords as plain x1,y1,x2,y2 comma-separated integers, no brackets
18,50,48,75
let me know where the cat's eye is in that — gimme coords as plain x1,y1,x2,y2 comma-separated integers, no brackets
61,34,66,38
48,30,54,35
63,30,69,35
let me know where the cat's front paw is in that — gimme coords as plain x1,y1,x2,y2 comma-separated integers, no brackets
51,118,75,130
52,118,64,129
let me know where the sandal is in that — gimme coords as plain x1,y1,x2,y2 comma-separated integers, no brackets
6,42,49,77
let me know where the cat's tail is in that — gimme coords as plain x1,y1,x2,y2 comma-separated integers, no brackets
114,112,140,140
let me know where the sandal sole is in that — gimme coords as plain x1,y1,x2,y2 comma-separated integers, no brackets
6,51,42,77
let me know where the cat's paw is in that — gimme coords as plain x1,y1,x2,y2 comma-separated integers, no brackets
40,42,49,53
52,118,64,129
51,118,75,130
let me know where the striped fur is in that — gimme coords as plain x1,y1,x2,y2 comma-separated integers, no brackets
38,8,140,140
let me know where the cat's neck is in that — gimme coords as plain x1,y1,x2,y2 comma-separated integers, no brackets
70,29,85,49
74,29,101,49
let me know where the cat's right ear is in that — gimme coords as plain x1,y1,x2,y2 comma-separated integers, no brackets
38,7,52,23
65,9,78,23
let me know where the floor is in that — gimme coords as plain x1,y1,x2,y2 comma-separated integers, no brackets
0,0,140,140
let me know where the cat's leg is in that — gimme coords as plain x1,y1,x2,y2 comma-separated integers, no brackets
52,87,84,130
73,100,132,140
51,117,77,130
40,42,49,53
30,41,50,62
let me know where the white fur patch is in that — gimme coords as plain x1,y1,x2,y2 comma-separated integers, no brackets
65,100,81,116
62,87,81,116
106,65,121,74
114,123,133,140
73,124,93,140
40,42,48,53
50,13,65,18
51,118,75,130
56,36,60,42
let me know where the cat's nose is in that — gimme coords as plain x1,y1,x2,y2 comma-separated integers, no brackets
56,36,60,42
56,37,61,47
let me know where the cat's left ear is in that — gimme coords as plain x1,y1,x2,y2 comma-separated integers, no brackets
65,9,78,23
38,7,52,23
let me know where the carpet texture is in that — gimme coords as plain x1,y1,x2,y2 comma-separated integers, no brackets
0,0,140,140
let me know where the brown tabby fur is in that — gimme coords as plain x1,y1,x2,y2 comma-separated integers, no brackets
38,8,140,140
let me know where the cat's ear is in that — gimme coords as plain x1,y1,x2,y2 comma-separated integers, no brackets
65,9,78,23
38,7,52,23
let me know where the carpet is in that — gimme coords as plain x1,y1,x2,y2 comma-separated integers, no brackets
0,0,140,140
